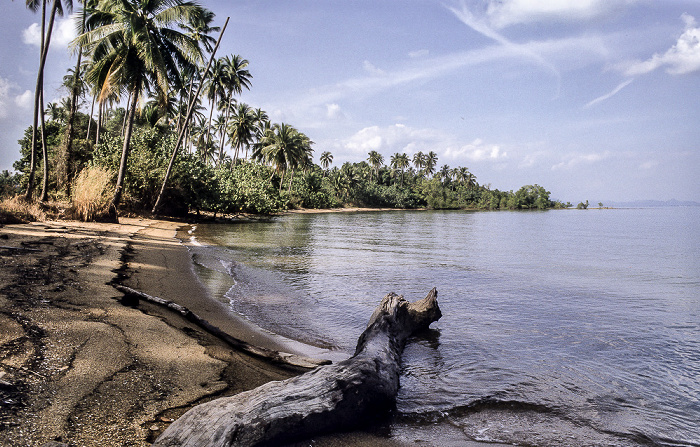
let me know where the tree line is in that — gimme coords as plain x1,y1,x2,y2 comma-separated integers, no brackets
4,0,570,219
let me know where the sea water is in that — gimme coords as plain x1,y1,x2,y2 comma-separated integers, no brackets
186,207,699,446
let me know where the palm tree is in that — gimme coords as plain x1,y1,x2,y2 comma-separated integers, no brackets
367,150,383,182
203,58,227,149
320,151,333,174
390,152,410,188
439,164,451,185
425,151,438,178
412,151,425,176
23,0,73,201
219,55,252,153
227,102,256,164
78,0,207,218
466,172,478,190
59,0,93,196
254,123,313,192
250,107,269,159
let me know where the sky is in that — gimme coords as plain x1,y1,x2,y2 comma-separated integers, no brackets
1,0,699,203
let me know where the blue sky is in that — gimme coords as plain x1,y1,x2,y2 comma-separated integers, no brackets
1,0,699,203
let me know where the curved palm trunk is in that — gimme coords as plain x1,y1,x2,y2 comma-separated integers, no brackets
86,94,95,141
220,93,232,153
58,5,87,197
39,88,49,202
25,0,55,201
109,89,138,220
206,98,215,150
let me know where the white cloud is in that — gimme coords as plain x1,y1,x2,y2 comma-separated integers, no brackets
0,78,10,119
408,49,430,59
639,160,658,170
444,138,507,162
363,60,385,76
448,3,562,87
342,124,445,157
584,78,634,108
621,14,700,76
482,0,635,29
15,90,34,109
22,23,42,47
325,103,344,120
551,151,611,170
22,15,77,49
54,15,78,48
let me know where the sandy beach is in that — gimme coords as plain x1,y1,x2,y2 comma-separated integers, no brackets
0,218,302,446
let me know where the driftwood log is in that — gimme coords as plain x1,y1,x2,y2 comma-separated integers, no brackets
154,288,441,447
113,284,328,369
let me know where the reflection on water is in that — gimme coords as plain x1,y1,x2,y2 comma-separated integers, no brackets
190,208,700,446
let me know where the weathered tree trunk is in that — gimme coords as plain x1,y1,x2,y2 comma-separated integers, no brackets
154,288,441,447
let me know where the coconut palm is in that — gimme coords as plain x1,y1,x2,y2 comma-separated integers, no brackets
390,152,410,188
254,123,313,192
412,151,425,176
219,55,252,151
425,151,438,178
23,0,74,201
227,102,256,163
203,58,227,149
59,0,93,196
320,151,333,174
78,0,207,218
367,150,383,182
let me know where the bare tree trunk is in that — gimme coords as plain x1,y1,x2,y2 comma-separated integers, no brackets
58,6,86,197
25,0,53,201
95,100,103,145
151,18,229,215
121,91,132,136
108,90,139,221
86,94,95,141
39,87,49,202
154,289,441,447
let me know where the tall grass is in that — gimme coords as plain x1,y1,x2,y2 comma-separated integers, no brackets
69,166,114,221
0,196,47,223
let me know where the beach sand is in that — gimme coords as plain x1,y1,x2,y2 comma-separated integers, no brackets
0,217,501,447
0,218,300,446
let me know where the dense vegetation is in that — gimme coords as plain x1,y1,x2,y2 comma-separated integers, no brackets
4,0,570,219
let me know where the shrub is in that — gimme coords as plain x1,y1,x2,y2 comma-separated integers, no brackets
69,166,114,221
0,196,46,223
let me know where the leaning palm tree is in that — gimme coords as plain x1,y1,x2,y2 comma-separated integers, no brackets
78,0,206,219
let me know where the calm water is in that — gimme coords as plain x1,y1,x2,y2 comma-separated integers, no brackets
187,208,699,446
